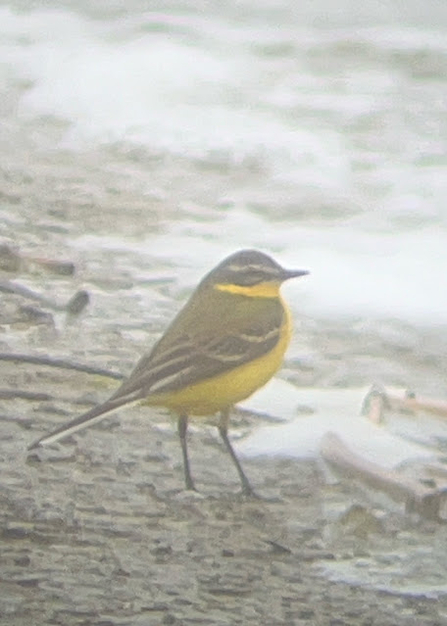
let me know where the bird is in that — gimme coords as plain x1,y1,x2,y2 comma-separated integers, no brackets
28,249,309,494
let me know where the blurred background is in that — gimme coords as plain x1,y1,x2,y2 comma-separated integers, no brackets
1,0,447,396
2,4,447,617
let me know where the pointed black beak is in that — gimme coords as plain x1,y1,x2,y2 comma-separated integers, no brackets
280,268,309,281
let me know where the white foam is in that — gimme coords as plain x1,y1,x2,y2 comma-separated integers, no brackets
0,7,351,186
3,6,447,327
73,209,447,326
238,380,441,467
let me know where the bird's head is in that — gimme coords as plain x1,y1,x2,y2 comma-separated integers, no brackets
202,249,309,298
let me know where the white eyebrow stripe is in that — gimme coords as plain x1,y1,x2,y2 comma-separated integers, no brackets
227,263,279,274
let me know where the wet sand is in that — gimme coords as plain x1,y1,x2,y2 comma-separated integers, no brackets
3,367,447,626
1,149,447,625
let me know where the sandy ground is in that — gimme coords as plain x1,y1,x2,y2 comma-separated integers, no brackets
2,364,447,626
1,150,447,625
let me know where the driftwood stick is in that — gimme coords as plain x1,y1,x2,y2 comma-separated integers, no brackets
0,280,90,316
362,385,447,421
26,256,75,276
0,352,124,380
387,392,447,420
0,280,65,310
361,385,388,424
320,431,442,521
0,389,53,401
0,243,75,276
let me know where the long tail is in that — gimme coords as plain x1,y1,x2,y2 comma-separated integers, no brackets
27,396,138,450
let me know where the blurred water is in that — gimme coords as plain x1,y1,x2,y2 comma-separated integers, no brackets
1,0,446,325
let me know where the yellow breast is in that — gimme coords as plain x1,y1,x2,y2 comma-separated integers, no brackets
147,297,292,416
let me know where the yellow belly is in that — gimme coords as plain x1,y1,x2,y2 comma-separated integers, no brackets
145,303,292,416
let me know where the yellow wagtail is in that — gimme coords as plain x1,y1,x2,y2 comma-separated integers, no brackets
29,249,308,494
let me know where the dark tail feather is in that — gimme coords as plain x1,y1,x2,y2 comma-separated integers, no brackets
27,396,136,450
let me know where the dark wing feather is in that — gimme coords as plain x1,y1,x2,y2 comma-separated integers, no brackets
29,289,286,449
111,304,284,401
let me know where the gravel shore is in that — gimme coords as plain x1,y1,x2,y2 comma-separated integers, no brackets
1,149,447,626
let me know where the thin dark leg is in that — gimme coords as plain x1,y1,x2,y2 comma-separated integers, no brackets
218,409,255,496
177,414,196,491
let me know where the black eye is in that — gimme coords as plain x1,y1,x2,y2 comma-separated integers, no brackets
235,270,266,286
